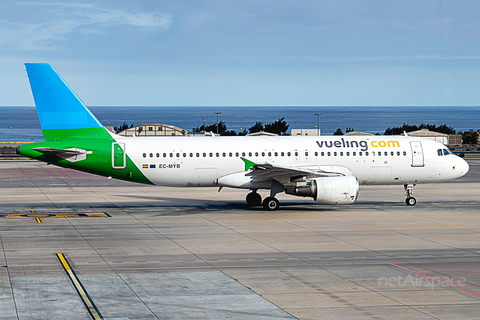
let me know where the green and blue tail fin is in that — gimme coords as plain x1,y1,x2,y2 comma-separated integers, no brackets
25,63,109,141
20,63,152,185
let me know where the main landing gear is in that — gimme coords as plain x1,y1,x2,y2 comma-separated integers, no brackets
262,197,280,211
245,191,280,210
246,190,262,206
404,184,416,206
246,181,284,211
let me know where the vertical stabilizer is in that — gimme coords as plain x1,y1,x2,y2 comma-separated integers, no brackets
25,63,105,141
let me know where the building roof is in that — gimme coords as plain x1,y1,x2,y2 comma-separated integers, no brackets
344,131,374,136
408,129,447,137
246,131,278,136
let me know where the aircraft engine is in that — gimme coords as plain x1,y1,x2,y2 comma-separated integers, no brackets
285,176,359,205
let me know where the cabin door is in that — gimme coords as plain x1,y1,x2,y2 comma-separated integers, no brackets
410,141,424,167
112,142,126,169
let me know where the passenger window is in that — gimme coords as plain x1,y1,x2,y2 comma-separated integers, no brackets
183,153,186,157
353,152,356,156
281,152,284,156
189,153,193,157
222,152,226,157
305,152,309,156
321,152,324,156
359,152,362,156
169,153,173,157
268,152,271,157
390,151,394,156
209,153,213,157
403,151,407,156
346,152,350,156
229,152,233,157
249,152,252,157
365,152,369,156
397,151,400,156
176,153,180,158
150,153,153,158
196,153,200,157
327,152,331,156
203,153,206,157
262,152,265,157
236,152,239,157
143,153,146,158
216,152,219,157
314,152,318,156
274,152,278,157
242,152,246,157
287,152,291,156
156,153,159,158
340,152,343,156
163,153,167,157
384,152,388,156
255,152,258,157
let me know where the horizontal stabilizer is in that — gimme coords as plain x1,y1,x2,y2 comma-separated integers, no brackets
32,147,86,155
31,147,91,162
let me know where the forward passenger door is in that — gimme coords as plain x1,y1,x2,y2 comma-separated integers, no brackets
410,141,424,167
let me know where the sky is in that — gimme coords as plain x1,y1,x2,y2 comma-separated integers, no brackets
2,0,480,106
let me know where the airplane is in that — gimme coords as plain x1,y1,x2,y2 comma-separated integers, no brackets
17,63,469,210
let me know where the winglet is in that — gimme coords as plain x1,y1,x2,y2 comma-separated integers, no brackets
240,157,256,171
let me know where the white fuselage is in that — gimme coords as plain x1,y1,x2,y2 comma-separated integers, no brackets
116,135,469,188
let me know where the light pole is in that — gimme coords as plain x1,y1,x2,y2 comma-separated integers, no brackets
214,112,221,135
314,113,321,136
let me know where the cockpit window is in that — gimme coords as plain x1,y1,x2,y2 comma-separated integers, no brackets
438,148,453,156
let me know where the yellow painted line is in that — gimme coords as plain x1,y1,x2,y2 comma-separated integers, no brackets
56,253,103,320
0,212,110,219
35,218,42,223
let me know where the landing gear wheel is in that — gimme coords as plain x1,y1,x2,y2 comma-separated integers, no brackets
263,197,279,211
406,197,417,206
246,192,262,206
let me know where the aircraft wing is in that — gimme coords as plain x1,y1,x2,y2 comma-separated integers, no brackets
242,158,343,183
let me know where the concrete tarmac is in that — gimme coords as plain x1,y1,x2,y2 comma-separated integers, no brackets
0,160,480,319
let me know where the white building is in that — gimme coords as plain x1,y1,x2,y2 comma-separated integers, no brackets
291,129,321,136
118,124,187,137
407,129,448,145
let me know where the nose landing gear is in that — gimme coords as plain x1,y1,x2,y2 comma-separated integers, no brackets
404,184,416,206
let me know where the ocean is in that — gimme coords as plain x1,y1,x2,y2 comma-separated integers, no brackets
0,106,479,142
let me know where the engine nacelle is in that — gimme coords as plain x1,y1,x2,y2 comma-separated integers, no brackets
285,176,359,205
314,176,359,204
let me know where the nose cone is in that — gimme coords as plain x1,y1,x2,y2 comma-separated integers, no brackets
460,159,470,176
455,156,469,178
